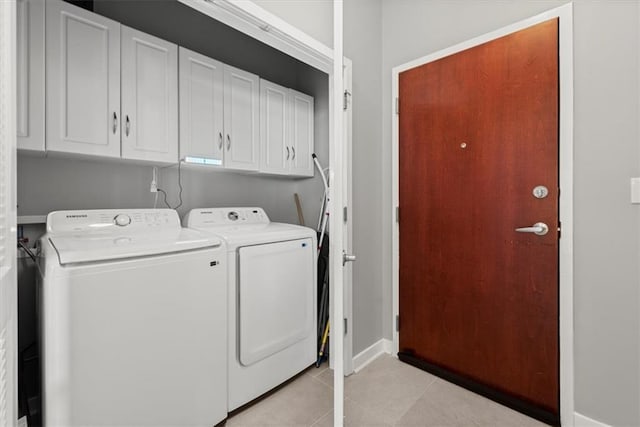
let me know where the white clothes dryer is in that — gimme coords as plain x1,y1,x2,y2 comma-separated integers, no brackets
183,207,317,411
37,209,227,427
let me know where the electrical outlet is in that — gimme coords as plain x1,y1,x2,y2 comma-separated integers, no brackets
150,166,158,193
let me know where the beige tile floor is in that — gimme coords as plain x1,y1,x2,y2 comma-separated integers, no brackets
226,354,548,427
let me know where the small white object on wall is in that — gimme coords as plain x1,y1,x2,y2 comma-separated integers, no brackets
630,177,640,204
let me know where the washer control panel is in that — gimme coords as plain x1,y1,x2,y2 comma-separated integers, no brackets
47,209,180,233
114,214,132,227
185,208,270,227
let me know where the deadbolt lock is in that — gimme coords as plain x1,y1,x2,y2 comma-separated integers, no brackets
532,185,549,199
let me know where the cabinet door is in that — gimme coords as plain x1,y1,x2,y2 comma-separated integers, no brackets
46,0,120,157
223,65,259,171
259,79,288,175
288,89,314,177
17,0,44,152
179,47,224,166
121,26,178,164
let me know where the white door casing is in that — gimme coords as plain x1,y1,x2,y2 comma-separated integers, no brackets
223,65,260,171
121,26,178,164
390,4,574,426
342,58,354,376
46,0,121,158
331,0,345,425
0,0,18,423
176,0,333,75
179,47,225,165
16,0,44,152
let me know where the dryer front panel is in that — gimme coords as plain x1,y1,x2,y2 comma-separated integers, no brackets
238,238,314,366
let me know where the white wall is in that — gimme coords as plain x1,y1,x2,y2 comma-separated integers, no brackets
250,0,333,48
379,1,640,425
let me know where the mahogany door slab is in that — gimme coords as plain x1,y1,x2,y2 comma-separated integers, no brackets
398,19,559,423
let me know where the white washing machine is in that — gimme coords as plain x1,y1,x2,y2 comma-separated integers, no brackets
183,207,317,411
37,209,227,427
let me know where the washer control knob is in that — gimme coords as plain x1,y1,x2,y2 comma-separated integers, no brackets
114,214,131,227
228,211,239,221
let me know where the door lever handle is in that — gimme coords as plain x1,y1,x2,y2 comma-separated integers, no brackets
342,252,356,265
515,222,548,236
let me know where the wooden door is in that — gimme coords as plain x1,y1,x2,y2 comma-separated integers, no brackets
223,65,260,171
46,0,121,158
398,19,559,424
121,26,178,164
288,89,314,177
179,47,224,166
259,79,289,175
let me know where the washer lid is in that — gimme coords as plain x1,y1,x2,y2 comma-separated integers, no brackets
49,228,222,265
209,223,316,247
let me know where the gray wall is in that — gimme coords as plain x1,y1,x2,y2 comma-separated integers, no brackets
379,1,640,425
18,0,330,228
344,0,384,356
17,155,328,226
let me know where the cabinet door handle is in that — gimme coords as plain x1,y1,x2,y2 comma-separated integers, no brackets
112,112,118,134
291,147,296,160
218,132,223,150
125,115,131,137
227,134,231,150
286,146,290,160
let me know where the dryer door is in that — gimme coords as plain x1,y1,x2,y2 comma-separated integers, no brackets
238,238,314,366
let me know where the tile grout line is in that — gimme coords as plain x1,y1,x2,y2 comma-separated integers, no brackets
307,374,335,426
391,375,439,427
309,406,333,427
309,371,334,389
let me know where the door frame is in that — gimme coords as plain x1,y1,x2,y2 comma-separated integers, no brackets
178,0,333,74
390,3,574,426
0,0,18,424
343,57,354,376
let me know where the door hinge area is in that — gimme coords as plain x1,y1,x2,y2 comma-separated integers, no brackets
343,90,351,111
395,206,400,223
395,97,399,115
343,206,348,223
344,318,348,336
396,315,400,332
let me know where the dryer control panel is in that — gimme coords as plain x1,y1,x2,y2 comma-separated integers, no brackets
184,208,270,228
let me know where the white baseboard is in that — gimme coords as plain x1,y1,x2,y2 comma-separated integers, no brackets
574,412,611,427
352,338,393,373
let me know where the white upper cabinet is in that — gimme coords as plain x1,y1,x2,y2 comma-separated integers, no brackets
46,0,121,158
288,89,314,177
259,80,314,177
260,79,288,175
223,65,260,171
34,1,313,175
121,26,178,164
17,0,45,152
179,47,224,166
